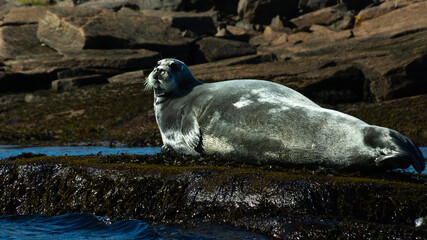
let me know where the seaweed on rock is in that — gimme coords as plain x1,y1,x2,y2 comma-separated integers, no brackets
0,153,426,239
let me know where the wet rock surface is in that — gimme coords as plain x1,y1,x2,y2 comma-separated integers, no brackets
0,154,426,239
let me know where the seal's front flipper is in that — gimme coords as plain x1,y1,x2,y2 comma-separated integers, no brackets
161,145,173,153
181,114,202,154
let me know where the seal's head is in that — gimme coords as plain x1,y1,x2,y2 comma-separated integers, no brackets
145,58,199,97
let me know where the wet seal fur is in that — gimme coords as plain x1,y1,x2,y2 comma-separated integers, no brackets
145,58,425,173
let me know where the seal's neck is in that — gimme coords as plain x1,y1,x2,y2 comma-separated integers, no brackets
154,80,203,105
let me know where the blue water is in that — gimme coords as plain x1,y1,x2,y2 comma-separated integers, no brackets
0,145,161,159
0,213,267,240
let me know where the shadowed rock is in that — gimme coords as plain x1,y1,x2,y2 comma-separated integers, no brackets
51,74,107,91
238,0,299,25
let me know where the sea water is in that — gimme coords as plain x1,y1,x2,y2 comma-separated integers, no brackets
0,145,425,239
0,213,268,239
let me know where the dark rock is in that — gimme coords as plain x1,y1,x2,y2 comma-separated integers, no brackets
290,4,355,30
0,156,425,239
237,0,299,25
342,0,375,11
212,0,239,14
37,7,192,60
51,74,108,91
298,0,335,13
300,66,372,104
0,71,54,93
194,37,256,63
141,9,217,36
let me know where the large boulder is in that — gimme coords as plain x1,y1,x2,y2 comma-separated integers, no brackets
194,37,257,63
0,6,55,59
237,0,299,25
0,25,56,59
37,7,192,60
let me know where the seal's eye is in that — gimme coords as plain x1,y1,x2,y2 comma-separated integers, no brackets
159,69,166,76
169,62,179,72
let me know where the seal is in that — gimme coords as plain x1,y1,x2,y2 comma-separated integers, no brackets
145,58,425,173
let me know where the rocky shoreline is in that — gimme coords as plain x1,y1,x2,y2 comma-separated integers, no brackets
0,153,426,239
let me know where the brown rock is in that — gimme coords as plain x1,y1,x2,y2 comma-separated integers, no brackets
355,0,413,24
5,49,160,73
0,25,56,59
216,24,258,42
51,74,107,91
0,6,55,59
353,1,427,39
194,37,257,63
0,0,20,21
290,4,355,30
37,7,192,59
108,70,144,84
1,6,47,26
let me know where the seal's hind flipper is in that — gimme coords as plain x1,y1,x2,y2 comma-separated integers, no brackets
374,130,425,173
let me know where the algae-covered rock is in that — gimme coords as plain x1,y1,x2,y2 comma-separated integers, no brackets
0,154,425,239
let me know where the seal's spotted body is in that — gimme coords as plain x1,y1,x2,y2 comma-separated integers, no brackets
145,58,425,173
